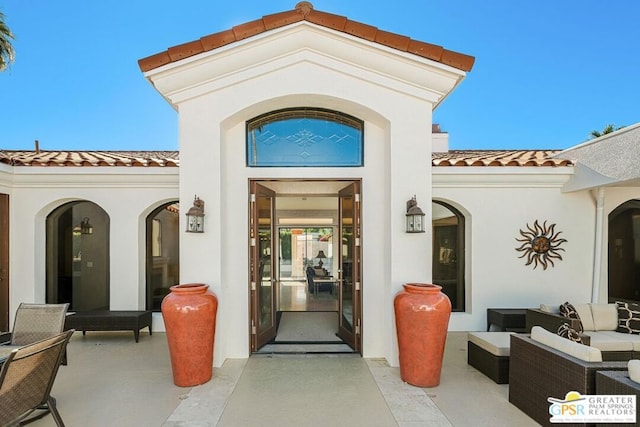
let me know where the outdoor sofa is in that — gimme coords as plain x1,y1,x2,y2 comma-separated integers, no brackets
509,326,628,426
526,302,640,361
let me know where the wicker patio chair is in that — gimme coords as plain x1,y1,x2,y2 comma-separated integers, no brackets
7,303,69,346
0,330,74,426
2,303,70,365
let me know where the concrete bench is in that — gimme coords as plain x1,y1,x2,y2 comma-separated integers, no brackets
467,332,513,384
65,311,152,342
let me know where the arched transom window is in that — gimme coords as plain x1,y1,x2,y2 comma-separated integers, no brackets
246,108,364,167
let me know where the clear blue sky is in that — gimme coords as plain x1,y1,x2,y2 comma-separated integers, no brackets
1,1,638,151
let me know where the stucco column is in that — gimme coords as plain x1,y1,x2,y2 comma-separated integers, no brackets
178,99,225,365
386,104,434,366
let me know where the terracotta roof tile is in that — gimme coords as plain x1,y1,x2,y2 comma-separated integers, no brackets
232,18,267,41
343,20,378,41
0,150,570,168
168,40,205,62
408,40,444,62
431,150,572,167
138,2,475,73
0,151,179,167
304,9,348,31
262,10,305,30
200,29,237,51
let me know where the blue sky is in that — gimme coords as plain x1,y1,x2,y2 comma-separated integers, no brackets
1,1,638,151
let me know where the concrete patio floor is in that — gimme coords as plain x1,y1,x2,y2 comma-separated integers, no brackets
29,331,537,426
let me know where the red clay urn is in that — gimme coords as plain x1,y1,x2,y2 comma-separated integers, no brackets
161,283,218,387
394,283,451,387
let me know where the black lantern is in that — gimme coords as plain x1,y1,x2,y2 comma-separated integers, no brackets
80,217,93,235
405,196,426,233
186,196,205,233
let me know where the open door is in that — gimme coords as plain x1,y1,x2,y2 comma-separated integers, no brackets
0,194,8,331
249,182,277,351
337,182,361,352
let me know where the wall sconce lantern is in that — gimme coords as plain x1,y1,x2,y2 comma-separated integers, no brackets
405,195,426,233
185,196,205,233
80,217,93,235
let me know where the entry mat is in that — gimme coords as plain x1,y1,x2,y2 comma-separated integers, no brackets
257,343,353,353
275,311,342,342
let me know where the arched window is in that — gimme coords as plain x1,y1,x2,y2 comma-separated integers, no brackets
432,201,465,311
246,108,364,167
608,199,640,301
146,202,180,311
46,201,109,310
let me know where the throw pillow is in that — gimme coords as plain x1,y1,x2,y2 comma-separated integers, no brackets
559,301,584,333
616,301,640,334
557,322,584,344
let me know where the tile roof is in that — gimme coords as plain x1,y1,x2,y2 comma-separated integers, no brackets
432,150,572,167
0,150,571,168
0,151,179,167
138,2,475,73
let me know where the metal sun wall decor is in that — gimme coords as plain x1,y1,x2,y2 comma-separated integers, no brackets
515,220,567,270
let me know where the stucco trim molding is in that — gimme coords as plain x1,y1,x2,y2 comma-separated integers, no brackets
433,167,573,189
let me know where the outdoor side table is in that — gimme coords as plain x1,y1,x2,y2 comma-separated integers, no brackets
486,308,527,332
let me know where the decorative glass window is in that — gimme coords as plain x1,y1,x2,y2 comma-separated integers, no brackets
247,108,363,167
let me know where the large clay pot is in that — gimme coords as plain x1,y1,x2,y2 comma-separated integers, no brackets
161,283,218,387
394,283,451,387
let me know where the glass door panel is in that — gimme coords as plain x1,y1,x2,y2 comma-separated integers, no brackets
250,182,276,351
337,182,361,351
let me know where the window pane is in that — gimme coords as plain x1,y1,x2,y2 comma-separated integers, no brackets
147,203,180,311
432,201,465,311
247,108,363,167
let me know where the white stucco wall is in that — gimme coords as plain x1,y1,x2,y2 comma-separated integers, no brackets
434,167,597,331
4,167,178,330
146,22,465,366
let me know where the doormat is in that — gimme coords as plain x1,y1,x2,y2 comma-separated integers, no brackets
275,311,342,342
256,343,353,353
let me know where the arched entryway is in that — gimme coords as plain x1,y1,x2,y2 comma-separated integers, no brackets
46,201,110,310
608,200,640,300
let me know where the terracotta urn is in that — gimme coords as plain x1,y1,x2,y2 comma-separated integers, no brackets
394,283,451,387
161,283,218,387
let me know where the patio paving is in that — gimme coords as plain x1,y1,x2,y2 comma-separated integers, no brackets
28,331,537,426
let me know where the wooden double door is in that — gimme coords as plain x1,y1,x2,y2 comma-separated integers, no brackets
249,180,361,353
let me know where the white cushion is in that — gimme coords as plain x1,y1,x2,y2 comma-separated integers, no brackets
587,331,634,352
590,303,618,331
628,360,640,383
468,332,512,356
598,331,640,351
530,326,602,362
574,304,595,331
540,304,559,314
